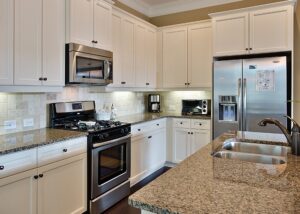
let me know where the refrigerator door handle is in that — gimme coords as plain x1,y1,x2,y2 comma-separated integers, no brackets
238,78,242,131
243,78,247,131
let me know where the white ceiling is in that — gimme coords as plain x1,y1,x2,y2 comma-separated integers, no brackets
118,0,243,17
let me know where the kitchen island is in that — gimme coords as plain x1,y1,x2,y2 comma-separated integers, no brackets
128,132,300,213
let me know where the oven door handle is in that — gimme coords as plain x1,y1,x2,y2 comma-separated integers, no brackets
93,134,132,148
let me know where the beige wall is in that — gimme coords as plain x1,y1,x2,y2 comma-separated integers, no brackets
114,0,150,21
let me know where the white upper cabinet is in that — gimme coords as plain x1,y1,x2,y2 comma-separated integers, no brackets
163,27,188,88
211,1,295,56
94,0,112,51
135,23,147,87
110,8,157,88
188,22,212,88
67,0,112,51
249,5,293,54
14,0,42,85
67,0,93,47
42,0,65,86
211,13,249,57
0,0,13,85
121,17,136,87
161,21,212,89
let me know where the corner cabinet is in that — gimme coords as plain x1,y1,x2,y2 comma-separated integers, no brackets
67,0,112,51
210,1,295,56
0,136,87,214
161,21,212,89
110,8,157,88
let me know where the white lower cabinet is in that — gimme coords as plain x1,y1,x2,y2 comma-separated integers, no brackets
0,169,38,214
37,154,87,214
130,119,166,186
173,119,211,163
0,137,87,214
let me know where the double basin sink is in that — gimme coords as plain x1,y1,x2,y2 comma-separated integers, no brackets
213,139,290,165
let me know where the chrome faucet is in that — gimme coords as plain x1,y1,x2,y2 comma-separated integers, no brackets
258,118,292,146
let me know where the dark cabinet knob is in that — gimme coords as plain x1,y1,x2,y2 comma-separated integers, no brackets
43,77,47,81
146,83,150,86
121,81,126,85
246,48,249,51
138,129,141,131
249,48,253,50
0,165,4,170
148,136,152,139
39,174,43,178
199,123,202,126
191,132,194,135
188,132,190,134
156,124,159,126
92,40,98,43
34,175,38,179
180,122,183,125
63,148,68,153
39,77,43,81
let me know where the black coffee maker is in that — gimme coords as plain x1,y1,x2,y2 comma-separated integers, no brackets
148,94,160,113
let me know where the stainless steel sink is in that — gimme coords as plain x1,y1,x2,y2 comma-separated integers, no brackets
222,140,290,156
213,151,286,165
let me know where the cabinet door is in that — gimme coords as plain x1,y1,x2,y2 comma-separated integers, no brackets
249,5,293,54
131,137,146,179
0,169,38,214
0,0,13,85
94,0,112,51
14,0,42,85
148,130,166,170
188,23,212,88
135,23,147,87
68,0,94,47
212,13,249,56
190,130,210,155
173,128,189,163
38,154,87,214
146,28,157,88
42,0,65,86
121,17,136,87
111,11,123,87
163,27,188,88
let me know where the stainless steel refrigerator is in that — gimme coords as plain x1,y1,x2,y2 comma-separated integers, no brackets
213,56,291,139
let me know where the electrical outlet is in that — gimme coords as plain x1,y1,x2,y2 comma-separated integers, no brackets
23,118,34,127
4,120,17,130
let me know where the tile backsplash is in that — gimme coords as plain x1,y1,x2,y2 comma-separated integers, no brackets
0,87,211,135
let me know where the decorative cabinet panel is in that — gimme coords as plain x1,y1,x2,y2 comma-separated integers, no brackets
211,1,294,56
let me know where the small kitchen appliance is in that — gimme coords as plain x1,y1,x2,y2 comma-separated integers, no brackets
148,94,161,113
49,101,130,214
182,99,211,115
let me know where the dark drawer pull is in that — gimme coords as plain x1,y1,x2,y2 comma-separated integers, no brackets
121,81,126,85
39,77,43,81
39,174,44,178
156,124,159,126
63,148,68,153
148,136,152,139
146,83,150,86
199,123,202,126
180,122,183,125
34,175,38,179
138,129,141,131
43,77,47,81
0,165,4,170
191,132,194,135
188,132,190,134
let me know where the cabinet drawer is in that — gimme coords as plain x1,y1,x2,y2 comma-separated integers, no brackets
191,119,211,130
0,149,37,179
173,118,190,129
150,119,166,130
38,136,87,167
132,119,166,138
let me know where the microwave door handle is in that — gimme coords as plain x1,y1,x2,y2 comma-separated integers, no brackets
104,60,111,79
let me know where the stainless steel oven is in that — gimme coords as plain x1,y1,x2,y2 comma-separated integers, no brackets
66,43,113,85
90,134,131,213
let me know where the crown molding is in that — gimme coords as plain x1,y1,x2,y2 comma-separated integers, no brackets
119,0,244,17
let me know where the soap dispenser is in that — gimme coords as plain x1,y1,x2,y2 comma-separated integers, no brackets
285,115,300,155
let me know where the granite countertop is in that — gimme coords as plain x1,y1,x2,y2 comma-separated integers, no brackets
0,128,87,155
116,112,211,125
129,132,300,214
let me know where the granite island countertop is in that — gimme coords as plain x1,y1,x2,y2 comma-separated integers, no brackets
129,132,300,214
0,128,87,155
116,112,211,125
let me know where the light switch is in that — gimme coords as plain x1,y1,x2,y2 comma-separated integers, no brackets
4,120,17,130
23,118,34,127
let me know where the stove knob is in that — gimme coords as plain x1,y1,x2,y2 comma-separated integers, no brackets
124,128,129,133
104,133,109,138
97,134,104,140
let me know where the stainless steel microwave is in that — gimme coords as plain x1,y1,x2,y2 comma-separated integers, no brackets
66,43,113,85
